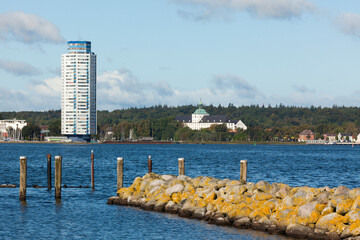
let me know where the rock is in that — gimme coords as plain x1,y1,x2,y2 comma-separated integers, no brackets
316,212,349,235
192,207,206,220
141,199,156,211
337,199,353,215
215,217,232,226
350,188,360,200
177,175,190,181
245,182,256,193
203,211,215,221
165,201,180,214
322,205,335,215
317,191,332,204
334,186,350,196
347,210,360,223
283,196,295,207
233,217,251,228
326,231,341,240
161,175,175,181
330,195,349,208
149,179,165,189
153,201,167,212
269,183,281,197
352,196,360,211
285,223,313,238
165,183,184,196
308,228,328,240
275,184,291,199
298,201,321,224
256,181,271,192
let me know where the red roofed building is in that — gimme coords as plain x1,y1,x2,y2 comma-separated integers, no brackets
299,130,315,141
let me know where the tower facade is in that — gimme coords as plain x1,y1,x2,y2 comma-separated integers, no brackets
61,41,97,140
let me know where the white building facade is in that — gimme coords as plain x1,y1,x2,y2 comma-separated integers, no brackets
61,41,97,140
0,119,27,140
176,103,247,131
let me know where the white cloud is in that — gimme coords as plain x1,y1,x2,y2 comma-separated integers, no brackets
3,69,360,111
29,76,61,97
0,60,40,76
335,13,360,38
170,0,315,20
97,70,263,110
0,11,65,44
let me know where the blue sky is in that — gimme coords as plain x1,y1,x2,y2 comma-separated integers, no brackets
1,0,360,111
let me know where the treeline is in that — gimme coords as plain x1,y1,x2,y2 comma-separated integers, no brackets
1,104,360,141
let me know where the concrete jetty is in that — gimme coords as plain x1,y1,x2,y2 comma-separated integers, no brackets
108,173,360,239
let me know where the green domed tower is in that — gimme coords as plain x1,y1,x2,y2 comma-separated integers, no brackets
192,100,209,123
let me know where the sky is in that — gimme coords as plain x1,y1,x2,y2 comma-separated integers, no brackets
1,0,360,111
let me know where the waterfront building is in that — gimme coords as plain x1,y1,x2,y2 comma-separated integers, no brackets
61,41,97,141
0,119,27,140
299,130,315,141
175,102,247,131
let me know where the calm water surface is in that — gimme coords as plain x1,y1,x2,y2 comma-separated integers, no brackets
0,143,359,239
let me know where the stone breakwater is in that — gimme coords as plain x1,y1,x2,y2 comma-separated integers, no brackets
107,173,360,240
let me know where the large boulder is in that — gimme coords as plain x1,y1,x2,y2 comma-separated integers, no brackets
315,212,349,235
285,223,313,238
165,183,184,196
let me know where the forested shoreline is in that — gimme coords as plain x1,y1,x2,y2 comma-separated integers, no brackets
1,104,360,141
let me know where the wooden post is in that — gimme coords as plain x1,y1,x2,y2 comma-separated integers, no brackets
47,154,51,190
19,156,27,201
55,156,62,199
148,155,152,173
91,150,94,190
240,160,247,182
117,157,124,192
178,158,185,176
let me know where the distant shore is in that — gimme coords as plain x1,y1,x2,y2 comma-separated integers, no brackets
0,140,306,145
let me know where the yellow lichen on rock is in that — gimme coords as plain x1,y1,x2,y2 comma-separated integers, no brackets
111,173,360,239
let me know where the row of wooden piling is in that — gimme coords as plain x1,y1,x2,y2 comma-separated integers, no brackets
18,154,248,201
19,155,63,201
115,157,248,191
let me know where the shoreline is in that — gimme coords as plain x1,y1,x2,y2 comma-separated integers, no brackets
108,173,360,240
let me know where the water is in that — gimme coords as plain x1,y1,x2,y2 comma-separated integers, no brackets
0,143,359,239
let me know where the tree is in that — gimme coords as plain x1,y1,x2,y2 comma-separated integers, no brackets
22,123,41,141
49,119,61,135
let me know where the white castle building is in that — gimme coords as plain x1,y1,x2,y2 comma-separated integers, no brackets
176,103,247,131
61,41,97,141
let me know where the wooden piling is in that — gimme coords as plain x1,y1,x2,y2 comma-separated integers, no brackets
47,154,51,190
91,150,94,190
55,156,62,199
19,156,27,201
148,155,152,173
117,157,124,192
178,158,185,176
240,160,247,182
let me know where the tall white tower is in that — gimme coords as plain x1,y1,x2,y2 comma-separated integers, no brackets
61,41,97,140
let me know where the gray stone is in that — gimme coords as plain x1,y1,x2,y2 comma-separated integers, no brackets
334,186,350,196
298,201,318,218
233,217,251,228
161,175,175,181
192,207,206,220
256,181,271,192
165,183,184,196
177,175,190,181
165,201,180,214
285,223,313,238
215,217,232,226
149,179,165,189
317,191,331,204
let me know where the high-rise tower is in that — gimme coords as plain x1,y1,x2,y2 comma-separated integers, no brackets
61,41,97,141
